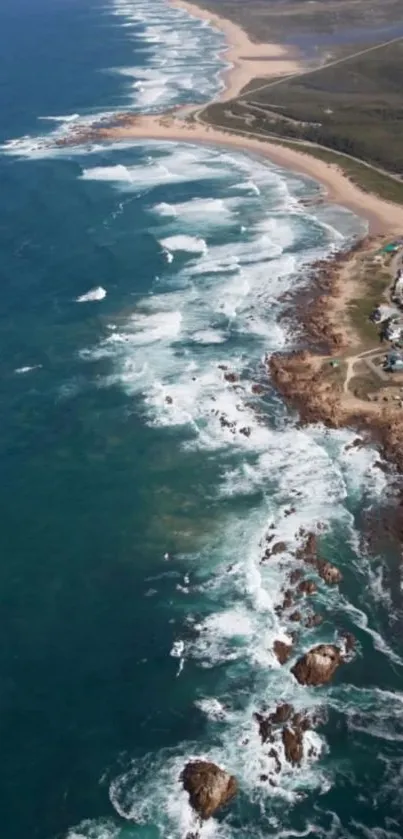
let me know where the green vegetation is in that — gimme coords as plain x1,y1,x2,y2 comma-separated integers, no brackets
194,0,403,195
237,40,403,175
200,102,403,204
186,0,403,48
348,268,390,344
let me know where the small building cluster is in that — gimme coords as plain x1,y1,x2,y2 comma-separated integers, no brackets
369,256,403,372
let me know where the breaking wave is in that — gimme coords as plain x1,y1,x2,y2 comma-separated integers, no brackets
4,0,399,835
0,0,227,160
110,0,227,111
62,138,403,838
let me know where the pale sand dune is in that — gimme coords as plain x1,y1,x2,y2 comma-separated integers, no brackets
96,114,403,235
170,0,300,100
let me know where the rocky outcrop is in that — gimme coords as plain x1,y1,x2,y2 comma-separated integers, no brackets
270,703,293,724
224,372,238,383
239,426,251,437
282,726,303,765
181,761,237,820
296,532,318,564
253,712,272,744
291,644,342,686
305,612,323,628
265,541,287,559
272,540,287,554
268,747,282,774
298,579,317,596
318,561,343,585
273,640,292,664
341,631,356,654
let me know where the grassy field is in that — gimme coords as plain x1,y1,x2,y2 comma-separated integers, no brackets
186,0,403,47
201,101,403,205
348,268,391,344
234,40,403,175
192,0,403,185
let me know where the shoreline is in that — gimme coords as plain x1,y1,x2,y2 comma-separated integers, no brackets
83,114,403,235
53,0,403,235
54,0,403,473
269,237,403,476
170,0,300,101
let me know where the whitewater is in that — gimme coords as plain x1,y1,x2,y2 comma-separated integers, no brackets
2,1,403,839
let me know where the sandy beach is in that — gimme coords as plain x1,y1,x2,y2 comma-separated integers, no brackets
56,0,403,235
87,113,403,235
170,0,300,101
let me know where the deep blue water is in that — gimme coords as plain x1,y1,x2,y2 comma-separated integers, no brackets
1,3,403,839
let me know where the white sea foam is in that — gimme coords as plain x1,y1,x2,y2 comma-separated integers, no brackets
80,144,364,453
81,144,230,191
160,234,207,254
110,0,227,112
66,820,120,839
0,112,135,160
2,0,390,832
1,0,227,158
38,113,80,123
14,364,42,375
77,144,383,833
153,196,239,228
76,286,107,302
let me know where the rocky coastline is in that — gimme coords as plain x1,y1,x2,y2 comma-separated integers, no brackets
269,237,403,474
180,234,403,827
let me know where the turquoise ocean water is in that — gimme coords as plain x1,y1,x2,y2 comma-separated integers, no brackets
1,2,403,839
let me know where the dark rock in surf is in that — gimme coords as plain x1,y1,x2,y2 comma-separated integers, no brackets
291,644,342,686
271,541,287,555
268,747,282,774
318,560,343,585
181,761,237,820
269,703,293,725
253,712,272,744
298,579,317,596
282,726,304,765
252,383,266,394
341,631,356,654
305,612,323,628
273,640,293,664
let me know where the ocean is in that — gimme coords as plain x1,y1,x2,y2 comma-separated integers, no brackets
1,2,402,839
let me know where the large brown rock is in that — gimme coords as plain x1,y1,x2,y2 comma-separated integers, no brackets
291,644,342,686
318,561,343,585
181,761,237,820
